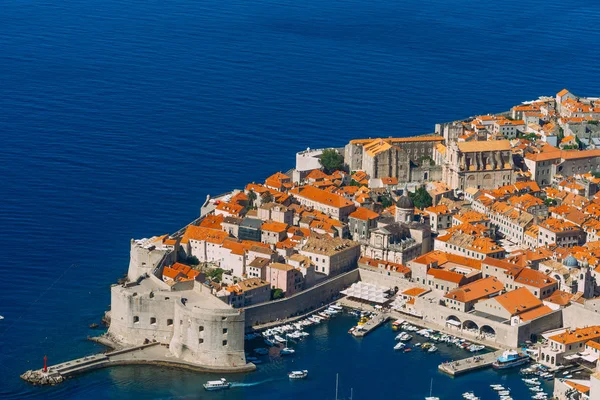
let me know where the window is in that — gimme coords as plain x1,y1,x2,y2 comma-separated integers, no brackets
223,328,228,334
223,340,228,346
133,316,139,323
199,326,204,332
150,317,156,325
199,338,204,344
167,319,173,326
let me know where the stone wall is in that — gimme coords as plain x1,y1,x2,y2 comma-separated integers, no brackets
412,297,562,348
170,301,246,368
244,269,359,328
562,303,600,328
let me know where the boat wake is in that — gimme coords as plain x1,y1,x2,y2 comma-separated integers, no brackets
231,378,276,388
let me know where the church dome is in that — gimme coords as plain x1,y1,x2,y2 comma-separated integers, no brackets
396,193,414,209
563,255,579,267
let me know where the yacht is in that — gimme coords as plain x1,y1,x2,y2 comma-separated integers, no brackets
203,378,231,391
288,370,308,379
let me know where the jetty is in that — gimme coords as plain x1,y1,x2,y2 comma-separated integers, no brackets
353,312,390,337
21,342,255,386
438,349,504,376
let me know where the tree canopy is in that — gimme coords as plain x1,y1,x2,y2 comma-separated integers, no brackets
319,149,344,174
409,187,433,209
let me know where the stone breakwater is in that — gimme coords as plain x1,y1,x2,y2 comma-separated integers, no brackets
20,370,64,386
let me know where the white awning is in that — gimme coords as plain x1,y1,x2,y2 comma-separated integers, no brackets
580,353,599,363
446,320,461,327
564,354,580,360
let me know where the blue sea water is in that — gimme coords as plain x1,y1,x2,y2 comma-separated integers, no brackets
1,0,600,398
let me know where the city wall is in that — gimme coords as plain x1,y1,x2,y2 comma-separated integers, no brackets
244,269,359,328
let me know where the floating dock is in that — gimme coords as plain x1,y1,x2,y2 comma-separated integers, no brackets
438,349,504,376
353,312,390,337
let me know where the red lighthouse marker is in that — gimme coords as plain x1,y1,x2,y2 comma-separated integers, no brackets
43,355,48,373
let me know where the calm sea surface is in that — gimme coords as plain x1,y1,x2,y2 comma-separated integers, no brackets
1,0,599,398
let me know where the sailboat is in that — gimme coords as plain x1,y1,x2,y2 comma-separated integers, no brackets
281,335,295,355
425,378,440,400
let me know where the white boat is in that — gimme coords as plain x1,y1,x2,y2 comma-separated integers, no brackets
281,347,295,355
274,335,286,343
203,378,231,391
499,390,511,395
491,385,505,391
394,342,406,350
330,304,343,310
428,345,438,353
288,370,308,379
425,378,439,400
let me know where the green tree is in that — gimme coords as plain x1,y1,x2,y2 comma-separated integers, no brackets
185,255,199,266
544,198,557,207
206,268,224,282
319,149,344,174
409,187,433,209
247,190,257,208
271,288,284,300
380,194,393,208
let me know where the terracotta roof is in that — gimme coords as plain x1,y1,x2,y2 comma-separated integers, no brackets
295,186,355,209
181,225,229,245
544,290,573,306
349,135,443,145
519,305,553,321
565,380,590,394
349,207,380,221
261,220,288,233
493,287,543,316
557,89,569,97
549,326,600,345
514,268,557,289
457,140,510,153
402,287,428,297
444,277,504,303
427,268,467,284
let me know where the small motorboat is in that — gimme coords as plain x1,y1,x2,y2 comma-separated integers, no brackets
428,345,438,353
203,378,231,391
281,347,295,355
394,342,406,351
288,370,308,379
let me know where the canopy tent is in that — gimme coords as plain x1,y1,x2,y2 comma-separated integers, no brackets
446,319,461,327
340,282,390,304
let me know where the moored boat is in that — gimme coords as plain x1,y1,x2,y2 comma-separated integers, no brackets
492,350,530,370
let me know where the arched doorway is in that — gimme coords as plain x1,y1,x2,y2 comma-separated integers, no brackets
462,320,479,333
446,315,462,329
480,325,496,339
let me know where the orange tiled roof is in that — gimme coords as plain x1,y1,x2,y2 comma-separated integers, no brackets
493,287,542,315
544,290,573,306
549,326,600,345
261,220,288,233
519,305,553,321
349,207,380,221
444,277,504,303
427,268,467,284
402,287,428,297
294,185,355,209
181,225,229,245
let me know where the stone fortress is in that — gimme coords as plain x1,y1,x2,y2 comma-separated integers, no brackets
107,238,249,370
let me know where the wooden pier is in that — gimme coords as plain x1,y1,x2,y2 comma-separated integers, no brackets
438,349,504,376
